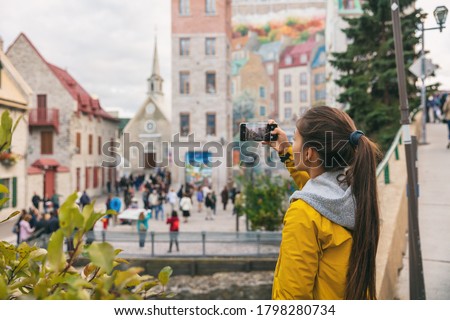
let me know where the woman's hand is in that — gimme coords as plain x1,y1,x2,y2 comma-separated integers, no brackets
262,119,290,153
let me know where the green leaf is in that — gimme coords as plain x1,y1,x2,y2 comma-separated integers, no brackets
46,230,66,272
84,212,104,232
87,242,115,274
0,184,9,194
1,111,13,132
60,192,79,212
0,210,20,224
0,276,8,299
29,248,48,262
158,266,173,286
11,114,23,134
59,207,83,237
0,198,10,207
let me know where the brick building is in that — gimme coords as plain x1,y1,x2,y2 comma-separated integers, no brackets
7,34,119,200
171,0,233,191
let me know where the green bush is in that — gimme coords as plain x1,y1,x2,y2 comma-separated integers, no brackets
0,110,172,299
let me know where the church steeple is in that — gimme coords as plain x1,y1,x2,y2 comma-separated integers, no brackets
148,36,163,97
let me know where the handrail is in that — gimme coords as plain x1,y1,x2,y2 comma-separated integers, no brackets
375,106,421,183
376,127,402,178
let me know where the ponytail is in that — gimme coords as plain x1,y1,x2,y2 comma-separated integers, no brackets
345,136,381,299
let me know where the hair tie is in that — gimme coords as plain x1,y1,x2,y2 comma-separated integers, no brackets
349,130,365,147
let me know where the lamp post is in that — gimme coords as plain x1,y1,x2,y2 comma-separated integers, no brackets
419,5,448,144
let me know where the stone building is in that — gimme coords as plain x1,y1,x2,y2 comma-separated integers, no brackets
171,0,233,192
121,39,171,173
278,38,317,123
232,0,327,16
0,38,33,212
6,33,119,200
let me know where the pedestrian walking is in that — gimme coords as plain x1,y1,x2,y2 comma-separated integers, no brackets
167,188,178,212
179,193,193,223
266,106,381,300
221,186,229,211
196,187,204,213
19,213,35,243
137,211,151,248
204,192,214,220
31,192,42,211
443,95,450,149
79,191,91,209
166,210,180,253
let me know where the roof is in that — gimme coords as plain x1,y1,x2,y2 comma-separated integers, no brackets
56,166,70,173
311,44,326,69
119,118,131,134
257,41,283,62
232,58,249,76
8,33,116,121
31,158,61,168
232,36,249,51
27,167,43,175
279,39,317,69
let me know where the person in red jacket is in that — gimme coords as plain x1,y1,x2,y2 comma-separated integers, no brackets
166,210,180,253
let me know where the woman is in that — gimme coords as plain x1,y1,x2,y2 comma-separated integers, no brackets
166,211,180,253
19,213,35,243
443,95,450,149
266,106,381,300
179,193,193,223
136,211,151,248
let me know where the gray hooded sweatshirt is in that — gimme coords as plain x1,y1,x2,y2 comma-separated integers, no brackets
289,170,356,230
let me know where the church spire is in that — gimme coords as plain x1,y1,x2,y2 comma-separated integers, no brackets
148,34,163,97
152,36,160,77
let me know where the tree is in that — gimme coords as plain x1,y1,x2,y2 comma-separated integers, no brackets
330,0,430,150
238,174,292,231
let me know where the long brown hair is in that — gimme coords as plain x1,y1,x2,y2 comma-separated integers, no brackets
297,106,381,300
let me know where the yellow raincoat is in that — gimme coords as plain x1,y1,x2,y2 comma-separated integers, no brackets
272,146,353,300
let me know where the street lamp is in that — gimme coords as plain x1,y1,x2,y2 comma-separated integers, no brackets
419,5,448,144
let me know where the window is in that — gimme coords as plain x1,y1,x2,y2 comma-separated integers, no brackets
93,167,99,188
85,167,91,189
76,132,81,154
284,107,292,119
88,134,93,155
180,38,190,56
37,94,47,109
180,71,190,94
206,0,216,15
180,113,190,136
284,56,293,65
206,72,216,94
300,90,308,102
300,72,307,85
284,74,292,87
41,131,53,154
206,113,216,135
205,37,216,56
76,168,81,191
179,0,190,15
266,63,274,75
314,73,325,85
98,136,102,155
0,177,17,208
260,106,266,116
259,86,266,98
315,89,326,101
284,91,292,103
300,54,307,64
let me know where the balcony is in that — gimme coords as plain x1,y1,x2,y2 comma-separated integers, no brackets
29,108,59,133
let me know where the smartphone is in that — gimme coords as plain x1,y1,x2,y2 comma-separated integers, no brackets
240,122,278,142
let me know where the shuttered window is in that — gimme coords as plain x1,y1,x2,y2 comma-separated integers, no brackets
41,131,53,154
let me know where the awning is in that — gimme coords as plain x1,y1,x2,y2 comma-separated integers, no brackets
31,158,61,168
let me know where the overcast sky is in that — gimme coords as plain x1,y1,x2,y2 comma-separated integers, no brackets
1,0,449,119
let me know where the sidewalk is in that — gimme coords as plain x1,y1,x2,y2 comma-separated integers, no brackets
396,123,450,299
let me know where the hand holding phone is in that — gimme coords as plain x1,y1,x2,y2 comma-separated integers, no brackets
240,122,278,142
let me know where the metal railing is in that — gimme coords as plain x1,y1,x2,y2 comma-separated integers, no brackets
92,230,282,257
376,128,402,184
